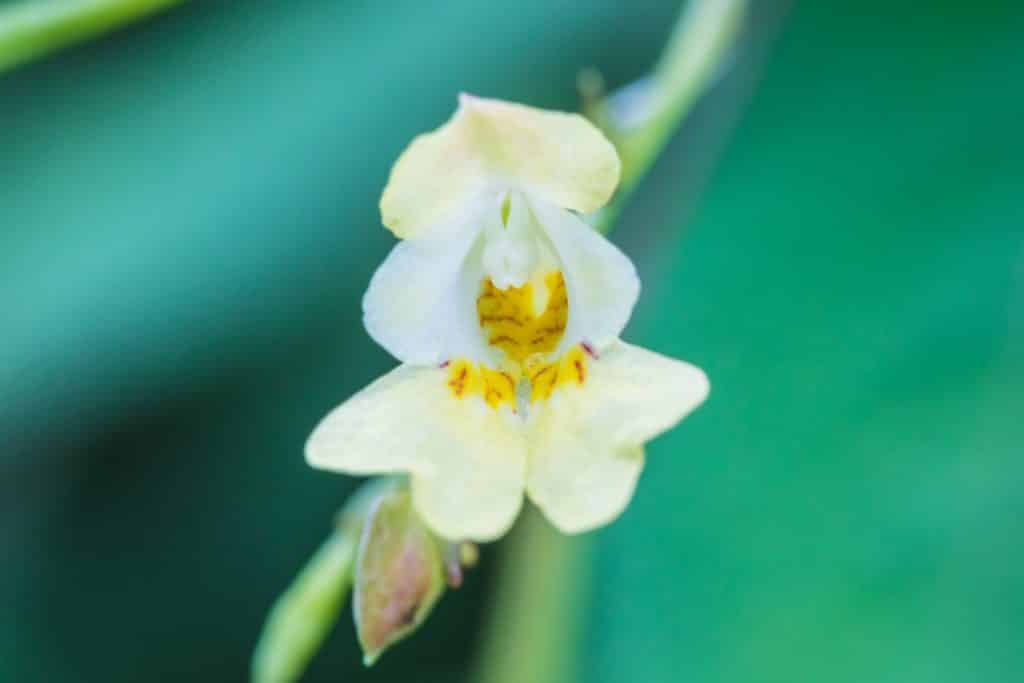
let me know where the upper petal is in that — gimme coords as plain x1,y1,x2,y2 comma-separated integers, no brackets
526,341,709,533
306,364,527,541
529,199,640,353
380,94,620,239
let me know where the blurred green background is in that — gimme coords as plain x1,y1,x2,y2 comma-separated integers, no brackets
3,1,1022,682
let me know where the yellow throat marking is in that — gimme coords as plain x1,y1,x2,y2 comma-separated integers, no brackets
445,360,518,409
524,345,587,402
445,272,588,410
477,272,567,363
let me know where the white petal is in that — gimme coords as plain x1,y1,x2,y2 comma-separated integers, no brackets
528,199,640,352
306,364,527,542
481,192,536,289
380,94,620,239
526,341,709,533
363,199,491,365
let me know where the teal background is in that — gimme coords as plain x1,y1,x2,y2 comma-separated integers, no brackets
2,1,1021,682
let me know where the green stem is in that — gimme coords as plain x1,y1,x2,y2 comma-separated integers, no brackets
595,0,746,234
474,2,747,682
251,478,393,683
0,0,187,73
251,531,357,683
471,508,591,683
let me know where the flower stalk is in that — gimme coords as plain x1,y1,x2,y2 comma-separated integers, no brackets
251,529,357,683
592,0,747,234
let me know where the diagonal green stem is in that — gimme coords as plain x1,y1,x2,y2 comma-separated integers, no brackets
473,2,746,683
0,0,187,73
252,531,358,683
594,0,746,234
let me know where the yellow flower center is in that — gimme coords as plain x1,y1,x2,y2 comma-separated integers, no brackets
444,271,589,410
476,272,567,363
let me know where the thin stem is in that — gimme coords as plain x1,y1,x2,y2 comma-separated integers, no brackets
251,531,357,683
471,508,591,683
474,2,746,682
0,0,187,74
595,0,746,234
251,478,393,683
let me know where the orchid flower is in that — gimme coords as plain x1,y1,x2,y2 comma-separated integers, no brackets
306,95,709,542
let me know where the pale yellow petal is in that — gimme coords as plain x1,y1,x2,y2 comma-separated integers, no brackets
378,117,490,240
380,94,620,239
305,364,527,542
526,341,708,533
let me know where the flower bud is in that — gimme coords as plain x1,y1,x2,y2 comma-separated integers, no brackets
353,487,446,665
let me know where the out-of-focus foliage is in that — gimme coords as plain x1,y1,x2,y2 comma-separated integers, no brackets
585,2,1024,682
2,1,1022,682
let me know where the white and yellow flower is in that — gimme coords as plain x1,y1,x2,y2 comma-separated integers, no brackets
306,95,709,542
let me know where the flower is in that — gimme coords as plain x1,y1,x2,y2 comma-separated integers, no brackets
306,95,709,542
